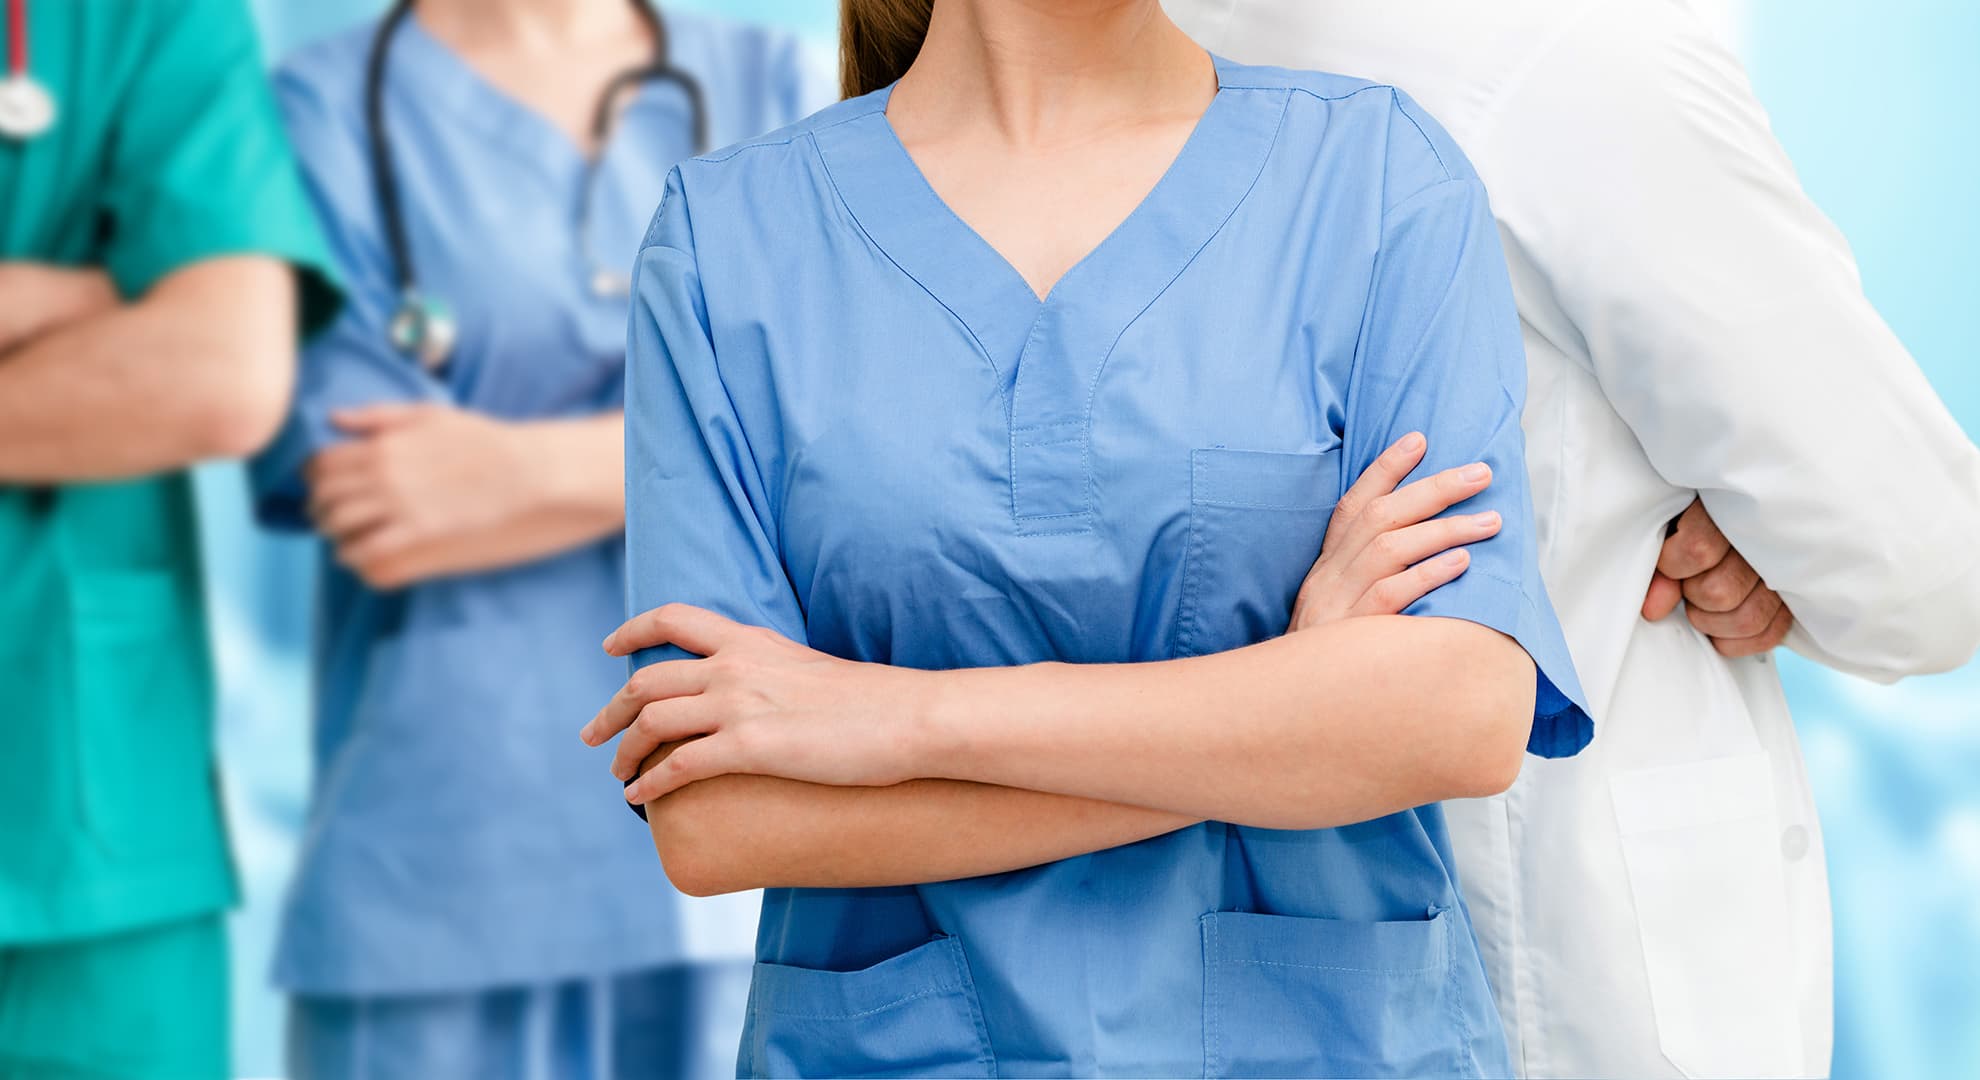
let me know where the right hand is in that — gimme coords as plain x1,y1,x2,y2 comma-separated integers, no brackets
1288,433,1501,631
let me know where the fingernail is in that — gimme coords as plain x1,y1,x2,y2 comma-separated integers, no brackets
1472,511,1501,530
579,724,595,745
613,762,632,782
1399,432,1425,452
1442,549,1470,566
1461,463,1490,482
601,632,617,652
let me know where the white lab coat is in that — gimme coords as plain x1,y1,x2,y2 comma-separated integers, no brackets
1165,1,1980,1077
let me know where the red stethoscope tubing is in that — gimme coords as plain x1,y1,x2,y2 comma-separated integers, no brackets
7,0,26,78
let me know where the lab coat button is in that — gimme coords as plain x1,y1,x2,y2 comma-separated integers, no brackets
1781,824,1810,860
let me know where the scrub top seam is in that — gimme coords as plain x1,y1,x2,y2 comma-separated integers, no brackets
1068,87,1293,522
800,128,1011,389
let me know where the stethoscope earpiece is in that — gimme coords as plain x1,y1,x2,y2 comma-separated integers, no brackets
388,291,458,373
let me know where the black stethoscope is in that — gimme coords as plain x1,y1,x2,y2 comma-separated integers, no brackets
0,0,56,140
366,0,709,373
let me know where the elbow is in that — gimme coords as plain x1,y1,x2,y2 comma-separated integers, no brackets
645,787,749,898
192,346,295,459
1440,651,1537,799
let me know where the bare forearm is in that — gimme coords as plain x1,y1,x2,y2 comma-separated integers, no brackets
0,257,297,482
646,766,1192,896
908,616,1536,829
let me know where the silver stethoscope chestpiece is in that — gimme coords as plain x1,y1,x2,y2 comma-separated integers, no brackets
388,291,459,374
589,268,631,299
0,72,54,140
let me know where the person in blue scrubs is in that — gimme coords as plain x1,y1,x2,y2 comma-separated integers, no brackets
249,0,825,1075
585,1,1591,1075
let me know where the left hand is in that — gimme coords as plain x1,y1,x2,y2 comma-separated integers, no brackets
581,603,927,804
306,402,535,589
1641,497,1794,657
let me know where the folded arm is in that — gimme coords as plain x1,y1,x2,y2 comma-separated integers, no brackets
0,257,298,481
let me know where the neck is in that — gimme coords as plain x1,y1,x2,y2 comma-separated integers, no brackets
416,0,642,51
893,0,1211,146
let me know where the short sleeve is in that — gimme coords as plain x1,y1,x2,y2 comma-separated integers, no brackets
625,169,809,661
96,0,339,331
1344,168,1592,758
247,59,449,530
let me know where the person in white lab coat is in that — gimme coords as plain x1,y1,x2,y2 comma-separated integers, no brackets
1163,1,1980,1077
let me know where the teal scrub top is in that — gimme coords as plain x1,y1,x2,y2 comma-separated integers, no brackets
0,0,337,945
626,63,1591,1076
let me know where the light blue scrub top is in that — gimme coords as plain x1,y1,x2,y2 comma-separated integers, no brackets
626,61,1593,1078
251,12,824,996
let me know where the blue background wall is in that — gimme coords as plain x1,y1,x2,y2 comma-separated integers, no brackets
213,2,1977,1075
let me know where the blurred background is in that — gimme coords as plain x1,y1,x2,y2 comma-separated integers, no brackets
193,1,1978,1076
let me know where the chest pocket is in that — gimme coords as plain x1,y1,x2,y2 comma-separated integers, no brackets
1171,448,1341,659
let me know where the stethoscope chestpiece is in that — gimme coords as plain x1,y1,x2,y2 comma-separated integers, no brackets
388,290,458,374
0,72,53,139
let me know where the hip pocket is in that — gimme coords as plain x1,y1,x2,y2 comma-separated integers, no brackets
1611,754,1803,1078
740,935,995,1078
68,569,214,856
1202,908,1469,1078
1172,447,1340,658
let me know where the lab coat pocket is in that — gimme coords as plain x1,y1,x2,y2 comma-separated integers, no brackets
1611,754,1803,1078
1201,908,1467,1079
740,935,996,1078
1173,447,1340,658
67,569,211,857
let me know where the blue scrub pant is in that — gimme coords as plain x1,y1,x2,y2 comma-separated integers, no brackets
288,961,751,1080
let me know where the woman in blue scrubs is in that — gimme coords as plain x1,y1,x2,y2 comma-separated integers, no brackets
586,0,1590,1075
249,0,824,1075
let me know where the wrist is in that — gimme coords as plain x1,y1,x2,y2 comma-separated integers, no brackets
900,664,976,781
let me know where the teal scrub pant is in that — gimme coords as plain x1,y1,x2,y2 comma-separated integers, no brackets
0,914,228,1080
289,960,752,1080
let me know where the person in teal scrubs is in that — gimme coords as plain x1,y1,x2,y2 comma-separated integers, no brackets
583,0,1590,1075
0,0,337,1077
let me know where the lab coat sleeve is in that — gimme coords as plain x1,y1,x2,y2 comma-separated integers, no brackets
624,168,810,678
1345,106,1592,757
248,63,452,531
1482,3,1980,680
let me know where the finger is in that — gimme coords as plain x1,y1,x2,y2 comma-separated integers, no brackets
334,525,421,590
307,441,376,486
1681,548,1762,613
609,694,719,782
312,494,393,543
1711,601,1794,659
1688,584,1784,641
1656,499,1731,580
1641,571,1683,621
625,735,732,805
1341,463,1493,558
603,602,746,657
1350,510,1501,584
331,401,434,435
1355,548,1471,616
581,658,712,747
305,463,379,519
1329,432,1426,539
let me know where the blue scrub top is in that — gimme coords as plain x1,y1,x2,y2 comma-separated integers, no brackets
251,12,825,996
626,61,1592,1077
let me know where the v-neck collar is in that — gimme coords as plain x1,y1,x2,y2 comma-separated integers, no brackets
813,57,1289,530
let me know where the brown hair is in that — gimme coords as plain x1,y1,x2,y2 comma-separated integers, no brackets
840,0,935,99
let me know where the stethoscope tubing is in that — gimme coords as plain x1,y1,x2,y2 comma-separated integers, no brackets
365,0,708,362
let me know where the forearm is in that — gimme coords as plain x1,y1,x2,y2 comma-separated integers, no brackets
911,616,1534,829
0,257,297,481
645,763,1192,896
397,412,626,579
